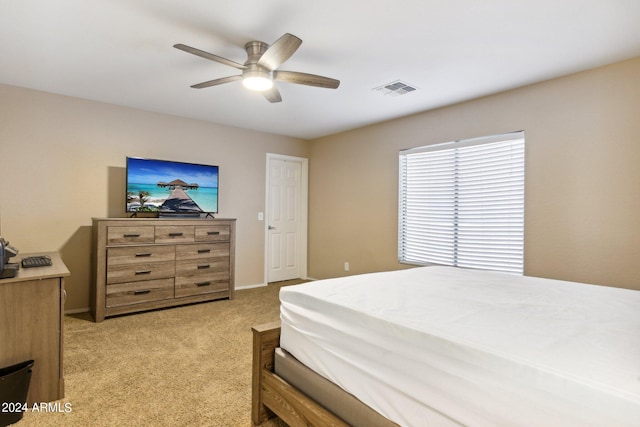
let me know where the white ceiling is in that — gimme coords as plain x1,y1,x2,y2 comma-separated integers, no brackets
2,1,640,140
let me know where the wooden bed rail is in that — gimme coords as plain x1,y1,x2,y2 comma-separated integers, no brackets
251,321,348,427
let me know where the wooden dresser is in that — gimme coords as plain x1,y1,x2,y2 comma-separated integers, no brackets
91,217,236,322
0,252,69,404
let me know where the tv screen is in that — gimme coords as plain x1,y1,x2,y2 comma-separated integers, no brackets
126,157,219,214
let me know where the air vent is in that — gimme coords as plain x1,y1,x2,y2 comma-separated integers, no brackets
373,80,418,96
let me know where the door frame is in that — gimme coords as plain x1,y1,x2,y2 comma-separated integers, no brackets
264,153,309,284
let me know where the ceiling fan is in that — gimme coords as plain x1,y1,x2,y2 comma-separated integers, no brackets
174,33,340,103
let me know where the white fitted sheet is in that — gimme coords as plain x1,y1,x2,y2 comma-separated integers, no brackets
279,266,640,427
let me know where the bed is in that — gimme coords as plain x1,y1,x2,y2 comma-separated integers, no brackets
251,266,640,426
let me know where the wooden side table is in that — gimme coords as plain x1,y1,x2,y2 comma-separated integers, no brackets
0,252,69,404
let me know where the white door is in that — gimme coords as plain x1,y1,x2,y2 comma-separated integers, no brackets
266,156,307,282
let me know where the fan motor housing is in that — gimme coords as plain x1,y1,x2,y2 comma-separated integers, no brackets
244,41,269,64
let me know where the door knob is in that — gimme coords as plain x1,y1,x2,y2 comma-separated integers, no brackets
268,225,276,230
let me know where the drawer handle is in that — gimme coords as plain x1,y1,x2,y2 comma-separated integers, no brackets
197,249,211,254
197,264,210,270
135,253,152,257
133,289,151,295
124,233,141,238
196,282,211,287
135,270,152,275
207,231,220,235
169,232,184,237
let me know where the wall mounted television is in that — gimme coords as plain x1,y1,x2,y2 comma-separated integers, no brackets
126,157,218,216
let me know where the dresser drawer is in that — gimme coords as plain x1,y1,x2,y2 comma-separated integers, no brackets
176,258,229,277
107,260,175,284
107,226,154,245
195,225,230,242
106,278,174,308
107,245,175,266
175,271,230,298
155,226,195,244
176,243,230,260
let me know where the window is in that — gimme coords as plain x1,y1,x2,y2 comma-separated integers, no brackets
398,131,525,274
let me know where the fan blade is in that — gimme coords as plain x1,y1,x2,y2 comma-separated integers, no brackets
273,71,340,89
262,86,282,103
190,75,242,89
174,44,247,70
257,33,302,71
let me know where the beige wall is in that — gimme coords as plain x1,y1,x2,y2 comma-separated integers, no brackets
0,84,309,310
308,57,640,290
2,56,638,314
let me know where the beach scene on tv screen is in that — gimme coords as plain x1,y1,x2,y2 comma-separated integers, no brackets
126,158,218,213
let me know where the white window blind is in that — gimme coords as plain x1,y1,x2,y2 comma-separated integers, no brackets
398,131,525,274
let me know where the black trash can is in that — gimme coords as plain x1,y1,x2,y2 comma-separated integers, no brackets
0,360,34,427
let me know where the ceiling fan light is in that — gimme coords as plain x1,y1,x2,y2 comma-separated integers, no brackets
243,76,273,91
242,68,273,91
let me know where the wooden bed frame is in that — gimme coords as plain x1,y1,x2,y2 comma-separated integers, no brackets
251,321,349,427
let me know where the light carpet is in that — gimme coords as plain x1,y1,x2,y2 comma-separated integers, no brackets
19,281,300,427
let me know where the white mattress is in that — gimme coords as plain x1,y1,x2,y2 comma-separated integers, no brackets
279,266,640,427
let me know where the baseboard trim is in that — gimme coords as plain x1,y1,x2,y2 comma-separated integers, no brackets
65,307,90,315
236,283,268,290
